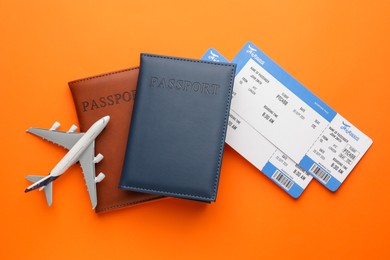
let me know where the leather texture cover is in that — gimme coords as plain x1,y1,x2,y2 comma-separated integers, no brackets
119,54,236,202
69,67,163,213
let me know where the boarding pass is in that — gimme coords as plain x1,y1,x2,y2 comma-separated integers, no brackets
228,42,373,191
202,48,312,198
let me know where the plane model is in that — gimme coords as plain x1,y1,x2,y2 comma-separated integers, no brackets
24,116,110,209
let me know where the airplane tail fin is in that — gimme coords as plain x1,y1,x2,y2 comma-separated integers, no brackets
25,175,54,206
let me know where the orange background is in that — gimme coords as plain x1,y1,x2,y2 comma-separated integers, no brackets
1,1,389,259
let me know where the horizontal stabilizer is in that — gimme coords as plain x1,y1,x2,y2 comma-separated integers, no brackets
26,175,53,206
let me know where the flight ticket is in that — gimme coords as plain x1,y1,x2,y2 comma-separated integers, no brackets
226,43,372,191
202,48,312,198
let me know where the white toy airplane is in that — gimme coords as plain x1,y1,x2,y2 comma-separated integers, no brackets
25,116,110,209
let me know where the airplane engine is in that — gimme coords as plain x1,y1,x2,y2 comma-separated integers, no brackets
95,172,105,183
49,122,60,131
93,153,103,164
67,124,78,133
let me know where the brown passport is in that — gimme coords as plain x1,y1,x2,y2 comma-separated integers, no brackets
69,67,163,213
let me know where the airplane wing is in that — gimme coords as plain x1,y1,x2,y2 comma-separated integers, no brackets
78,142,97,209
27,128,84,150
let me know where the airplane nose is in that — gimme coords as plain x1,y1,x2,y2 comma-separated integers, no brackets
103,116,110,124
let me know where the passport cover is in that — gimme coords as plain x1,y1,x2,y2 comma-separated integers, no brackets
69,67,163,213
119,54,236,202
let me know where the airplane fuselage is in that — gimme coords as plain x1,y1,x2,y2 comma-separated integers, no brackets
50,116,109,176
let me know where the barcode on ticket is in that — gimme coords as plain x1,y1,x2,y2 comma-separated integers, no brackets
272,170,293,191
310,164,331,183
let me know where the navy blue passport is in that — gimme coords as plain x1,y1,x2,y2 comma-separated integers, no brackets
119,54,236,202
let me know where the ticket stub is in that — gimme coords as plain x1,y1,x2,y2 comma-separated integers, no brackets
202,48,313,198
230,42,373,191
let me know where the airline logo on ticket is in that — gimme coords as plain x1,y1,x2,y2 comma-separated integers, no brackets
202,48,313,198
230,42,373,191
